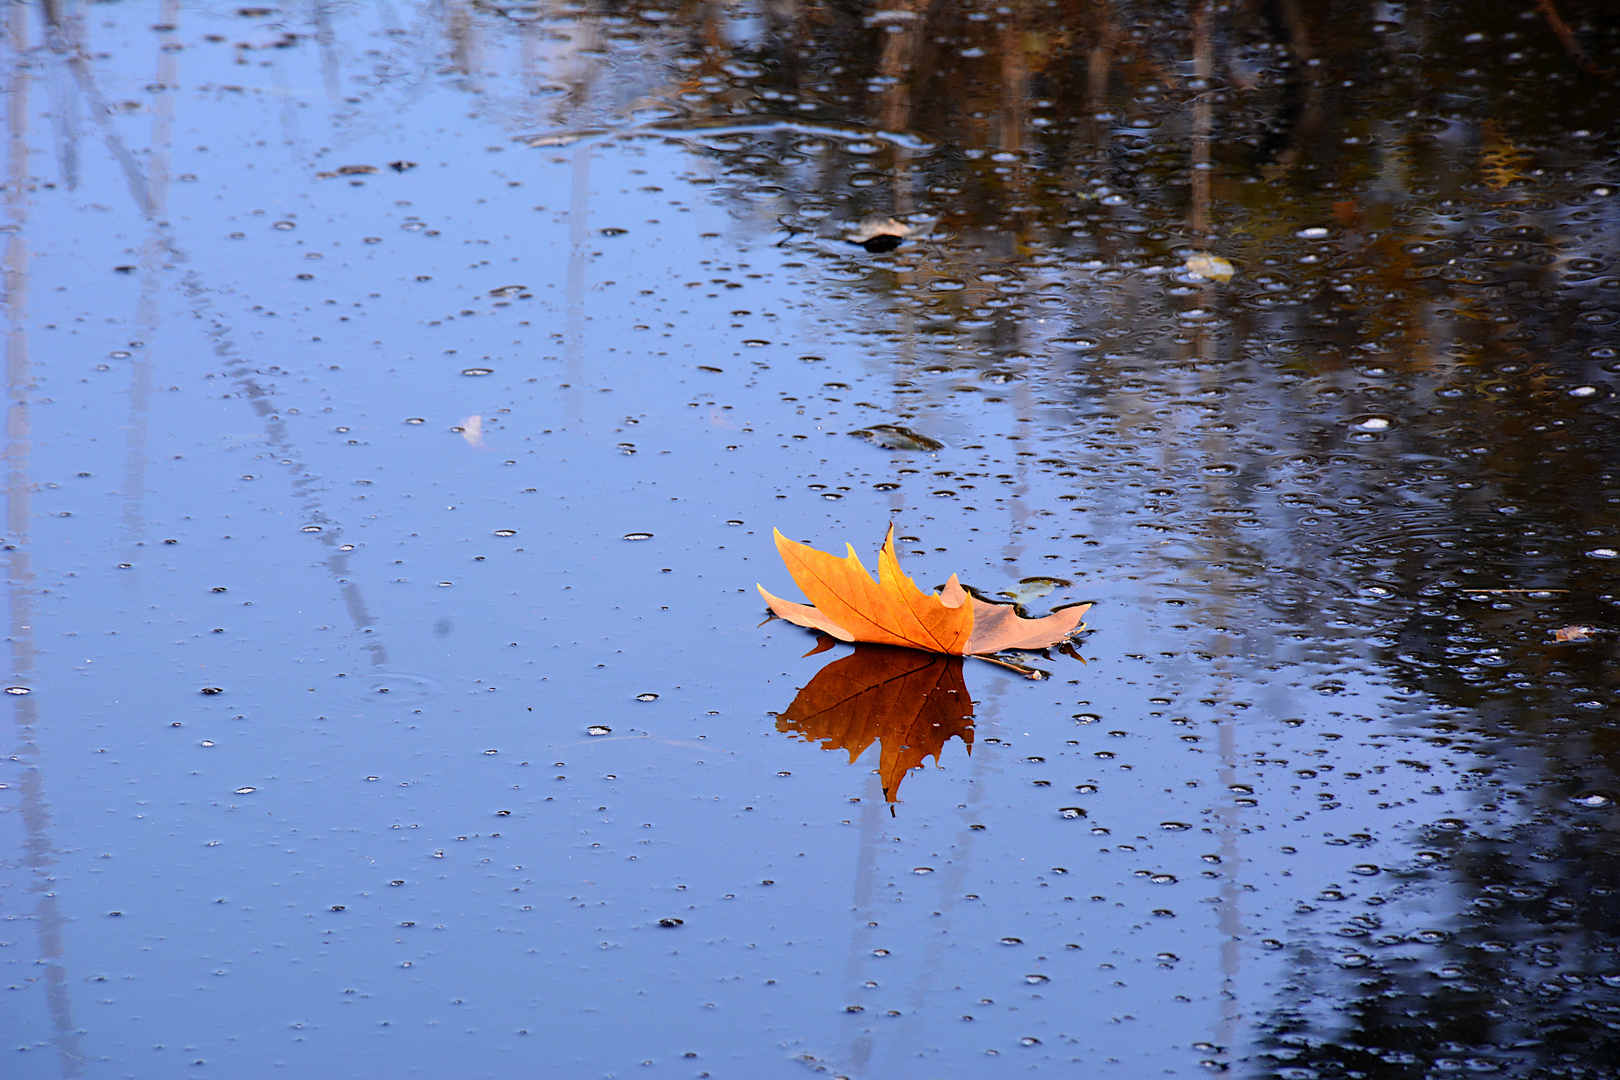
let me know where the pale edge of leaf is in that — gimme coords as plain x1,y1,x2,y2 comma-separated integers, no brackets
757,584,856,642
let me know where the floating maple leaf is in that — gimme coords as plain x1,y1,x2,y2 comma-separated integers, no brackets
777,645,972,803
757,525,1091,655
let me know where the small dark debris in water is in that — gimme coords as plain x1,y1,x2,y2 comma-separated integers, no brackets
658,917,683,927
389,160,417,173
114,265,136,274
200,686,224,695
330,905,345,912
696,365,723,373
236,7,279,16
849,424,944,452
845,216,914,253
335,164,378,175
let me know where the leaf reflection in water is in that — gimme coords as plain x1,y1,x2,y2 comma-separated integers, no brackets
776,645,973,804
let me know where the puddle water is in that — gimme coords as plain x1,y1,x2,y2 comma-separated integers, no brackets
4,2,1618,1078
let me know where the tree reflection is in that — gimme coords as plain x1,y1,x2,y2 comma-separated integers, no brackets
775,644,973,803
379,0,1620,1067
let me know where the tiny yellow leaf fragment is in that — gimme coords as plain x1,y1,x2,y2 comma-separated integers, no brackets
1183,253,1235,283
757,526,1091,656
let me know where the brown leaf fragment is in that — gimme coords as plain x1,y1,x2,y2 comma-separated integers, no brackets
1552,624,1597,642
759,526,1091,656
777,645,973,803
965,596,1092,654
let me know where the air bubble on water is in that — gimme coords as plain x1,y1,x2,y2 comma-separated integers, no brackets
1336,953,1370,968
1585,548,1618,560
623,533,653,541
1296,226,1329,238
235,786,256,794
1572,792,1613,808
1351,415,1394,431
1569,385,1599,397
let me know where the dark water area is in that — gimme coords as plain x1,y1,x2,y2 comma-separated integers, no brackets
3,1,1619,1077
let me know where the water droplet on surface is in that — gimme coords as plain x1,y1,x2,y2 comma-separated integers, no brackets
493,529,517,537
1351,414,1394,431
587,726,612,736
1151,874,1177,885
1000,937,1022,946
1159,821,1191,831
461,367,494,376
623,532,653,541
1569,385,1600,397
658,917,683,927
1585,548,1618,560
1023,974,1049,984
1572,792,1613,809
272,220,295,230
4,686,29,695
635,693,658,702
912,866,934,875
1057,807,1086,819
1351,864,1381,876
200,686,224,695
235,786,256,794
1336,953,1370,968
1020,1037,1041,1046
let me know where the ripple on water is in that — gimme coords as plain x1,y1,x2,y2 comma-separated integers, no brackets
353,671,443,706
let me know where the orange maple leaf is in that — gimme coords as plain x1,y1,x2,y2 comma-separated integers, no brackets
757,525,1091,655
